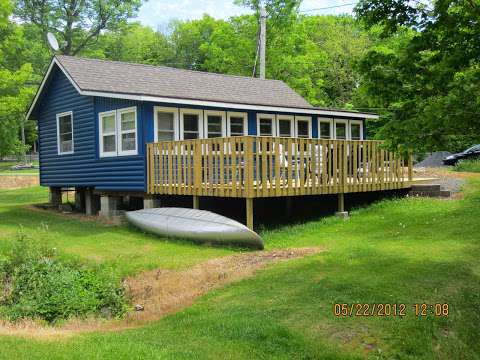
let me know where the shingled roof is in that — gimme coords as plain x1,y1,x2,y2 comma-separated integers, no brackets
54,56,313,109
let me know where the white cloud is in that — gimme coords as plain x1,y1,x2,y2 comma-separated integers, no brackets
136,0,356,29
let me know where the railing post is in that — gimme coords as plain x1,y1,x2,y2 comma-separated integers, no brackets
193,140,202,195
245,136,254,198
408,150,413,181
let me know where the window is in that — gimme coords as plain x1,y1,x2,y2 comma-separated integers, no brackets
227,112,247,136
99,106,137,157
334,119,348,140
350,120,363,140
295,116,312,138
257,114,276,136
154,107,178,141
118,107,137,155
318,118,333,139
56,111,74,155
99,111,117,156
180,109,203,140
277,115,294,137
205,111,226,138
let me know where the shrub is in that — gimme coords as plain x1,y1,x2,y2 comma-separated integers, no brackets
453,159,480,173
0,235,128,323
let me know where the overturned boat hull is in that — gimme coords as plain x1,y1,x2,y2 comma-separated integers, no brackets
126,207,264,249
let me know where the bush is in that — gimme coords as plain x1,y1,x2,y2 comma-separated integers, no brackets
0,235,128,323
453,159,480,173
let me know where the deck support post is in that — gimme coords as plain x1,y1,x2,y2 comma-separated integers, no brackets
99,195,122,218
85,189,100,215
49,187,62,209
246,198,254,230
144,197,161,209
335,193,349,218
74,187,85,212
193,196,200,210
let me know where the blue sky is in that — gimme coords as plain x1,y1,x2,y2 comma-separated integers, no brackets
137,0,356,29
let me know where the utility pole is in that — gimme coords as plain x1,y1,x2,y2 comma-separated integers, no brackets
259,5,267,79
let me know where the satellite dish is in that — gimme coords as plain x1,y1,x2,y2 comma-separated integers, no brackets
47,32,59,52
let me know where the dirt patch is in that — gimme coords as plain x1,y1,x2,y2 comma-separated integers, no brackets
0,175,39,189
0,247,323,339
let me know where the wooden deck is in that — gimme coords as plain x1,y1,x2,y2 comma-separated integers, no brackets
147,136,413,198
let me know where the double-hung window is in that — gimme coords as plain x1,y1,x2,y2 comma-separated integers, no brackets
257,114,276,136
56,111,74,155
204,110,226,138
318,118,333,139
334,119,348,140
99,106,137,157
350,120,363,140
180,109,203,140
227,112,247,136
277,115,294,137
154,107,178,141
295,116,312,138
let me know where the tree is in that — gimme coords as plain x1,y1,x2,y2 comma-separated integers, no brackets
15,0,143,55
354,0,480,152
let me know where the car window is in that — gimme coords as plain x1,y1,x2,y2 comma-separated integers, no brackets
465,145,480,152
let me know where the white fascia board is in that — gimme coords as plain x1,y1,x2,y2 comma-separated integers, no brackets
27,58,379,121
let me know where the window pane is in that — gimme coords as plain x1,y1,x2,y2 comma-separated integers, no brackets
183,114,198,132
259,118,272,136
230,117,244,136
336,123,346,139
319,122,331,139
121,132,136,151
207,115,222,138
279,119,292,137
121,111,136,131
158,112,174,131
103,135,116,152
158,131,174,141
351,123,361,140
102,114,116,133
184,132,198,140
59,115,72,134
297,120,309,138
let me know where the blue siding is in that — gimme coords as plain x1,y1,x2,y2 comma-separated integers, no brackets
38,68,146,191
37,65,367,193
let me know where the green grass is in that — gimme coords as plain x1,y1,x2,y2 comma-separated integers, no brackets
453,159,480,173
0,161,39,175
0,178,479,359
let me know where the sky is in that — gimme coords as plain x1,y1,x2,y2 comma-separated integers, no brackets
137,0,356,29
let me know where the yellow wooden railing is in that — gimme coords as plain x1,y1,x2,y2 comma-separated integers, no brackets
147,136,413,198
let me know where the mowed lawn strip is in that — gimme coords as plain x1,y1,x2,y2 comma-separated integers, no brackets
0,187,237,276
0,177,479,359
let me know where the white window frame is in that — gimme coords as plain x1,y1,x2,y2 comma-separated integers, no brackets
334,119,349,140
56,111,74,155
99,106,138,158
204,110,226,138
180,108,204,140
154,106,179,142
99,110,117,157
117,106,138,156
277,115,294,137
294,116,312,138
349,119,364,140
256,113,276,137
226,111,248,136
318,117,333,139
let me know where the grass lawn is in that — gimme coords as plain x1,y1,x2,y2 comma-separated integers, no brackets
0,177,479,359
0,161,39,175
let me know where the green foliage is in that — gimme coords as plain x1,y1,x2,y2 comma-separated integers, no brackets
0,234,127,323
14,0,143,55
355,0,480,152
454,159,480,173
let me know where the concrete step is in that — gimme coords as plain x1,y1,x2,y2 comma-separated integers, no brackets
409,184,451,198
